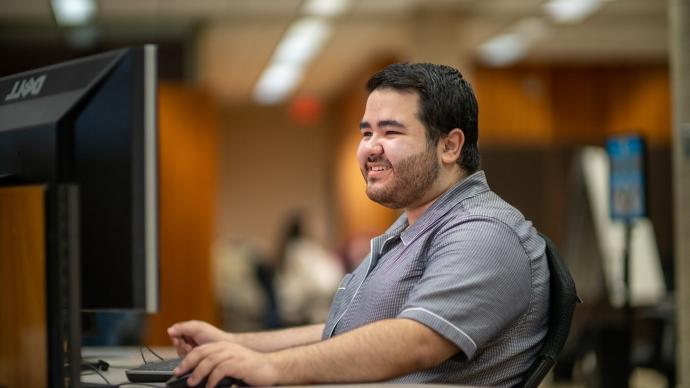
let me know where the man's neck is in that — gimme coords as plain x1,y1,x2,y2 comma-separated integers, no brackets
405,168,467,225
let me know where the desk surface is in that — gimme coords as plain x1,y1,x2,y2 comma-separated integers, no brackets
81,347,471,387
81,346,177,387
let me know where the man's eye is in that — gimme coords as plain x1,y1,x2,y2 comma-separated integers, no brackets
361,131,372,138
386,131,401,136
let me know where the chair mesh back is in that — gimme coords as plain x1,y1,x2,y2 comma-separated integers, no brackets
522,233,579,388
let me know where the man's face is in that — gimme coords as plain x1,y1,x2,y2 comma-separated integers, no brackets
357,88,440,209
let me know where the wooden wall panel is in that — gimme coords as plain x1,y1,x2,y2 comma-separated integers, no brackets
599,66,672,145
473,64,671,147
0,186,47,388
144,83,221,345
473,67,554,146
548,66,671,146
549,67,608,145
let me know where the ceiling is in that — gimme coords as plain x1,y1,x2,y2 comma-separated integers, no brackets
0,0,669,104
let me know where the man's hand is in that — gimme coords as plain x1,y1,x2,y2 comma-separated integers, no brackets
167,320,232,357
174,342,279,387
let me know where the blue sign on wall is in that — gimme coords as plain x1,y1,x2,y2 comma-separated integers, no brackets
606,134,647,221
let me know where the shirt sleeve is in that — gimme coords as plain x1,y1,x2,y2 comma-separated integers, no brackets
397,216,532,360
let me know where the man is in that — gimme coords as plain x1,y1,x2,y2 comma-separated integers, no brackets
168,63,550,387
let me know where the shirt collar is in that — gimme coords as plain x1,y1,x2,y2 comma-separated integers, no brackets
397,170,490,245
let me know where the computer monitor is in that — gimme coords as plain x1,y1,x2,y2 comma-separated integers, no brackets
0,45,159,312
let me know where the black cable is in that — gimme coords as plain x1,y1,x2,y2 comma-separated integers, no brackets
144,345,165,362
81,362,112,386
140,345,165,365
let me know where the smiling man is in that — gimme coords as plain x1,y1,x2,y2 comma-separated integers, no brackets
168,63,550,387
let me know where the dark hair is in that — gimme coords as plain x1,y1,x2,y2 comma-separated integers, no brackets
366,63,480,173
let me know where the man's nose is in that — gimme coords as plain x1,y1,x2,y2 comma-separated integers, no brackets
363,135,383,156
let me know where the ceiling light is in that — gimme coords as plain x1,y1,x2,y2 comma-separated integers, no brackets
273,18,332,65
513,17,549,41
51,0,96,26
253,17,333,105
253,63,305,105
302,0,350,17
543,0,603,24
477,33,528,67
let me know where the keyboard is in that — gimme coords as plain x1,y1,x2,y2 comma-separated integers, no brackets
125,358,182,383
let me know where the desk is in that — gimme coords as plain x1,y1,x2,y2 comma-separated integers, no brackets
80,347,469,388
81,346,177,387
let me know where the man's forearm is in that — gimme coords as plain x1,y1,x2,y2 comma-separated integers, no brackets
267,318,458,384
233,323,325,353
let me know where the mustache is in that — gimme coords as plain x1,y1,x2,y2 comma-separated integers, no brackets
367,155,391,165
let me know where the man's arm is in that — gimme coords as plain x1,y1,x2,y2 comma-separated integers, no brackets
176,318,459,387
233,323,325,352
168,320,324,355
271,318,458,384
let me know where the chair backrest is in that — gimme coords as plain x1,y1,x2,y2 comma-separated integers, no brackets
522,233,580,388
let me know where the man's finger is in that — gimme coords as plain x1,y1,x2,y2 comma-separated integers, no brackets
184,345,225,386
175,343,216,376
206,361,236,388
175,343,189,358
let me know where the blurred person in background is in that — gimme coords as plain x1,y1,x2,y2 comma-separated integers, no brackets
274,212,344,326
214,214,342,332
213,239,280,331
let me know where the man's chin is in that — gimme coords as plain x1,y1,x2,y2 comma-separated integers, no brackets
366,189,403,209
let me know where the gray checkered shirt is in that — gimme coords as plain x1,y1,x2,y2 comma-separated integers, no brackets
322,171,550,387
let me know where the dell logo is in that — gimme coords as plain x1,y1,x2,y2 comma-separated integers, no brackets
4,74,47,102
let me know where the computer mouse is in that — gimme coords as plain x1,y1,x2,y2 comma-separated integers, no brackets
165,372,247,387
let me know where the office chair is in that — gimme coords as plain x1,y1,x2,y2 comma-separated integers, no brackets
522,233,580,388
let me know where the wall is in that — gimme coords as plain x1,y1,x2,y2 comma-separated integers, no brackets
214,103,334,258
145,83,221,345
474,64,671,147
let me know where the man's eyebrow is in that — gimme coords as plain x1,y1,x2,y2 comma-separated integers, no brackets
378,119,406,128
359,120,406,130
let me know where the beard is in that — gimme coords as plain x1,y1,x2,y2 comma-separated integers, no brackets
364,145,440,209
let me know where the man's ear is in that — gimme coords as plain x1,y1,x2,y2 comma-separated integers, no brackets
439,128,464,165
